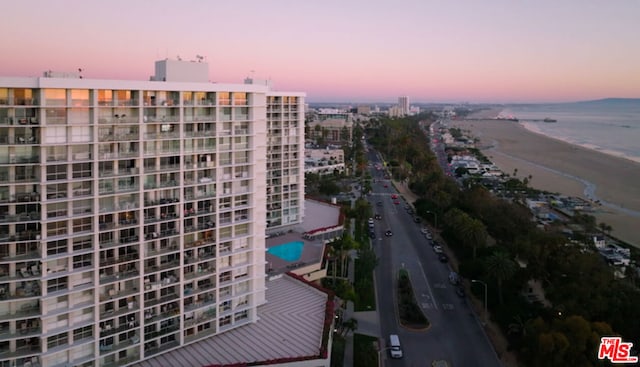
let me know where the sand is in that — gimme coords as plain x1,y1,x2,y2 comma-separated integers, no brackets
449,118,640,247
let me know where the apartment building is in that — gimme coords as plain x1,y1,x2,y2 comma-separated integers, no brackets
264,93,305,232
0,60,304,367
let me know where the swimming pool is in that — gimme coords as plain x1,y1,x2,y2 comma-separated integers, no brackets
267,241,304,262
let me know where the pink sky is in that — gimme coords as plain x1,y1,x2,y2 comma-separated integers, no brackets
2,0,639,103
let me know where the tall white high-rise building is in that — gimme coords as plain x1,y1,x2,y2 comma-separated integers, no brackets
398,96,410,116
0,60,304,367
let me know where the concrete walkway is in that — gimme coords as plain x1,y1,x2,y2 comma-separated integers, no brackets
343,246,381,367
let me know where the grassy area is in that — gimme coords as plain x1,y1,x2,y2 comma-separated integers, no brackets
353,333,378,367
353,242,378,311
397,269,429,328
330,334,346,367
354,259,376,311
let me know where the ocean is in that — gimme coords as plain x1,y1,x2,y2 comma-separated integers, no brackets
500,99,640,164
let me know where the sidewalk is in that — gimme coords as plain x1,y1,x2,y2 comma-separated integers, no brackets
343,247,381,367
392,179,420,209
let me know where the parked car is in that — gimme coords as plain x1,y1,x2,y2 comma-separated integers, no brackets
369,231,376,239
420,227,429,234
438,253,448,263
433,245,443,254
455,287,465,298
385,230,393,237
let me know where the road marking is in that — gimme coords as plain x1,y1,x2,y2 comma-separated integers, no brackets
442,303,454,310
422,303,432,309
416,260,438,310
433,282,446,289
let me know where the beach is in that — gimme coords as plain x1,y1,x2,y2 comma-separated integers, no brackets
451,116,640,247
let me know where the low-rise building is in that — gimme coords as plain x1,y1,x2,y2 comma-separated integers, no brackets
304,148,345,176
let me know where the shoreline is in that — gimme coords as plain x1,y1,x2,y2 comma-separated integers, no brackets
519,121,640,165
452,116,640,246
468,108,640,165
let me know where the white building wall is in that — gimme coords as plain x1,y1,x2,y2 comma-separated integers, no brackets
0,69,304,367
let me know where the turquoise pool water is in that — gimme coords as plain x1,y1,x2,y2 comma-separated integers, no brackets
267,241,304,262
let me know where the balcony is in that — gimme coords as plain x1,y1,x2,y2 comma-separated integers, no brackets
99,269,139,285
143,291,178,308
144,260,180,274
0,303,40,321
99,253,139,268
0,323,42,341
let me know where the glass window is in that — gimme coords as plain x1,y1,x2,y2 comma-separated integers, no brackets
219,92,230,106
47,332,69,349
71,89,89,106
73,325,93,341
233,92,247,106
0,88,7,104
14,88,35,105
46,108,67,125
98,90,113,106
45,89,66,106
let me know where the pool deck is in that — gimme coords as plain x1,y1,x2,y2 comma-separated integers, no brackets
266,232,325,275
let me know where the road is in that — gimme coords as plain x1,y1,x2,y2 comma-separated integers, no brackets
366,146,501,367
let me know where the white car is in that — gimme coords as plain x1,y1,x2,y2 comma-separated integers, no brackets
420,227,429,234
433,245,443,254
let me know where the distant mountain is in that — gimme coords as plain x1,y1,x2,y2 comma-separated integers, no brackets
573,98,640,105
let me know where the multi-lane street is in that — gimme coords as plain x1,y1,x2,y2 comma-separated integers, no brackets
365,148,501,367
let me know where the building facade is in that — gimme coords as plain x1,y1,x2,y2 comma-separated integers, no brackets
265,94,305,232
0,61,304,367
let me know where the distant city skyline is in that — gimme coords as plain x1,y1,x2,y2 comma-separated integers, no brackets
2,0,639,103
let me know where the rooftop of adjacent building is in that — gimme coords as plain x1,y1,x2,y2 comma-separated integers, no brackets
299,199,342,234
133,273,332,367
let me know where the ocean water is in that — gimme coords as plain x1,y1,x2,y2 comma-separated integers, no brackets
501,99,640,163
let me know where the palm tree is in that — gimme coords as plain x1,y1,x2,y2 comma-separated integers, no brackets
460,217,488,259
485,251,517,305
340,318,358,337
338,234,358,278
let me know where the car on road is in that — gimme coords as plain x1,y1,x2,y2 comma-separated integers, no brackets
383,184,388,188
391,194,398,199
432,360,450,367
438,253,448,263
376,201,383,207
374,213,382,220
393,200,400,205
433,245,443,254
385,230,393,237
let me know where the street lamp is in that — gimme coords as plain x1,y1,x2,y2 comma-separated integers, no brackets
426,210,437,229
472,279,488,325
